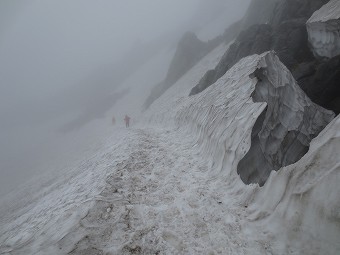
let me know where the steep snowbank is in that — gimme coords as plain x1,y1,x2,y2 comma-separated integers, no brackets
307,0,340,58
144,43,231,126
247,114,340,254
0,129,136,255
1,46,339,255
239,54,334,185
145,51,339,254
173,52,334,185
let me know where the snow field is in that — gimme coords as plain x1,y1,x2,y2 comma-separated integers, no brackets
1,25,339,254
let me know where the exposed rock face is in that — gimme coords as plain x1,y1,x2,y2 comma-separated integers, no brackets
166,32,208,83
241,0,279,29
238,0,327,31
190,0,340,114
220,19,243,44
272,18,315,68
270,0,329,27
189,24,273,96
237,53,334,185
307,0,340,59
144,32,220,110
190,19,313,96
294,55,340,114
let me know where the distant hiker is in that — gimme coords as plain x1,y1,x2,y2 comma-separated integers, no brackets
112,116,116,125
124,115,130,128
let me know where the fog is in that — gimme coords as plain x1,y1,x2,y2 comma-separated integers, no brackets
0,0,250,195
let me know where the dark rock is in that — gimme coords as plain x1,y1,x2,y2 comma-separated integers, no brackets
297,55,340,114
221,19,243,43
241,0,279,29
189,69,216,96
144,19,245,110
190,24,273,96
272,18,315,70
190,0,334,97
270,0,329,27
166,32,208,83
144,32,222,110
190,19,316,96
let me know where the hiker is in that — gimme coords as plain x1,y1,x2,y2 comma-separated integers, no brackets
112,116,116,125
124,115,130,128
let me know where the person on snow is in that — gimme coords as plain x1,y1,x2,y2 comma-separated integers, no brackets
124,115,130,128
112,116,116,125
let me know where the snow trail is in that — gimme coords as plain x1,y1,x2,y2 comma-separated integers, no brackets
63,127,267,255
1,47,338,254
0,126,268,254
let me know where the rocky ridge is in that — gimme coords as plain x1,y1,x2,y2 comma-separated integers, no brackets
189,0,340,114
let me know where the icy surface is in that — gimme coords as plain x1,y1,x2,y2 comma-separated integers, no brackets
248,114,340,254
0,47,339,254
307,0,340,58
145,51,339,254
239,54,334,185
166,52,333,185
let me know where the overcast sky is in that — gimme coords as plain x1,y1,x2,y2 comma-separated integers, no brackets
0,0,250,196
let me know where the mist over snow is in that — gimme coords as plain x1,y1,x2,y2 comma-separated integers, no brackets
1,0,339,254
0,0,249,195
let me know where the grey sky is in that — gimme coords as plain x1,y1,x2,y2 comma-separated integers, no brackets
0,0,250,195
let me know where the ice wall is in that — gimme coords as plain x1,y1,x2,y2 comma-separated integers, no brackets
174,52,334,185
307,0,340,58
238,55,334,185
145,50,339,253
248,115,340,254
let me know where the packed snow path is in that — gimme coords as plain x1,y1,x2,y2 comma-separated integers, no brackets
2,49,339,254
65,127,263,255
0,127,268,255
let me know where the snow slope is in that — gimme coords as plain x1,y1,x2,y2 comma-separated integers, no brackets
0,40,339,255
248,114,340,254
144,50,339,254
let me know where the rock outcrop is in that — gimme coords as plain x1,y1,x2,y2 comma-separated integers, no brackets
220,19,243,45
307,0,340,59
294,55,340,114
270,0,329,27
241,0,279,29
144,32,221,110
190,0,340,114
189,24,272,96
190,19,313,96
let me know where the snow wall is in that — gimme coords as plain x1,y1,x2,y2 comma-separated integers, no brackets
145,50,339,254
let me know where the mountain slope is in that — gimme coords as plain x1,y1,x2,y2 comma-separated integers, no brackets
0,45,339,255
1,1,340,254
